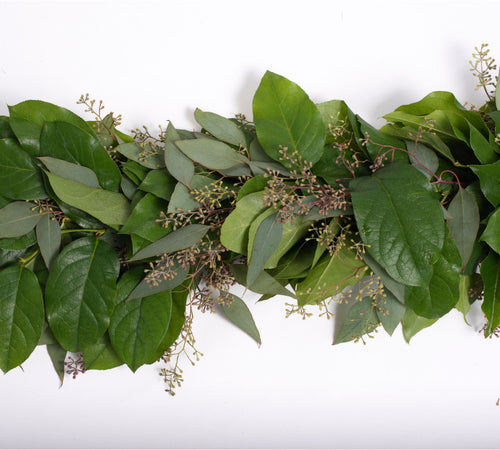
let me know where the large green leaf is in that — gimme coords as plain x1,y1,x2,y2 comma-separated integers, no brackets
38,156,100,188
296,246,368,306
35,214,61,270
470,160,500,207
45,171,130,227
82,333,123,370
0,266,44,372
350,163,444,286
253,71,325,167
138,169,176,201
447,187,480,269
481,208,500,254
0,202,42,238
109,290,172,372
45,237,120,352
194,109,247,147
404,236,461,318
8,117,41,156
220,292,261,345
0,138,47,200
401,308,437,343
176,138,249,171
247,213,283,286
481,250,500,337
40,121,121,191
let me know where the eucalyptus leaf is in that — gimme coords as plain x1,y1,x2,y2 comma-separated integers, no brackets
36,213,61,270
334,296,379,344
115,142,164,169
219,292,261,345
481,250,500,337
38,156,100,188
138,169,176,201
230,264,296,298
378,290,406,336
164,123,194,186
194,109,247,147
0,201,42,238
46,342,67,385
481,208,500,254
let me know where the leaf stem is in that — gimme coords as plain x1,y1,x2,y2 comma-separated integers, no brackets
61,228,107,235
19,248,40,266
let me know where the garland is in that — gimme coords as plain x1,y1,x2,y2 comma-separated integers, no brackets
0,45,499,394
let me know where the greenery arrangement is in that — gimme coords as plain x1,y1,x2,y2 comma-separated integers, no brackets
0,45,499,394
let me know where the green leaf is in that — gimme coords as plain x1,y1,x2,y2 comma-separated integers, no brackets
334,296,379,344
0,117,15,139
0,265,44,372
9,100,95,135
447,187,480,269
0,230,37,251
247,213,283,286
164,123,194,186
194,109,247,147
0,202,42,238
8,117,41,156
38,156,100,188
45,171,130,227
361,252,405,303
35,214,61,270
40,121,121,191
220,292,261,345
253,71,325,167
456,274,471,321
481,208,500,254
109,290,172,372
401,308,437,343
122,160,149,185
114,142,164,169
237,175,268,200
220,191,268,253
45,237,120,352
296,246,368,306
0,138,47,200
378,290,406,336
481,250,500,337
404,236,461,318
46,342,67,385
350,163,444,286
176,138,249,170
407,141,439,178
129,224,209,261
138,169,176,201
470,160,500,207
82,333,123,370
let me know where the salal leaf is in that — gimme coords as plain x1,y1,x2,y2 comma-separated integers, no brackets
45,237,120,352
0,138,47,200
378,290,406,336
9,100,95,135
0,230,37,251
109,290,172,372
45,171,130,227
220,191,267,253
481,208,500,254
350,163,444,286
404,236,461,319
176,139,249,170
38,156,100,188
129,224,209,261
401,308,437,343
82,333,123,370
35,214,61,270
0,202,42,238
253,71,325,167
8,117,41,156
114,142,164,169
40,121,121,191
138,170,176,201
164,123,194,186
481,250,500,337
247,213,283,286
470,160,500,207
0,265,44,372
194,109,247,147
46,342,67,385
334,296,379,344
296,246,368,306
220,292,261,345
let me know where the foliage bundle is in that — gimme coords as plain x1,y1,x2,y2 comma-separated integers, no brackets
0,45,499,393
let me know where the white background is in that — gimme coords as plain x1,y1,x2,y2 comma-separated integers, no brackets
1,1,500,448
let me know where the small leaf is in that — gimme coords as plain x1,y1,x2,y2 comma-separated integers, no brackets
0,265,44,372
46,342,67,385
129,224,209,261
361,252,405,303
378,290,405,336
481,250,500,337
334,297,379,344
194,109,247,147
45,237,120,352
220,292,261,345
36,214,61,270
0,202,42,238
456,274,471,321
401,308,437,343
253,71,325,167
138,170,176,201
407,141,439,178
247,213,283,286
109,290,172,372
164,123,194,186
114,142,164,169
45,171,130,227
38,156,100,188
481,208,500,254
82,333,123,370
447,187,480,269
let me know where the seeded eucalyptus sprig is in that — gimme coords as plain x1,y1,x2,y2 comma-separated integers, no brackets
0,45,499,393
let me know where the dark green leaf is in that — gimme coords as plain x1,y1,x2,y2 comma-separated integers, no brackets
82,333,123,370
45,237,120,352
40,121,121,191
0,265,44,372
401,308,437,343
481,208,500,254
38,156,100,188
0,230,37,250
8,117,41,156
194,109,247,147
220,292,261,345
253,71,325,167
350,163,444,286
0,138,47,200
36,214,61,270
481,250,500,337
46,342,67,385
138,169,176,201
0,202,42,238
0,117,15,139
109,290,172,372
176,139,249,170
470,160,500,207
122,160,149,185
